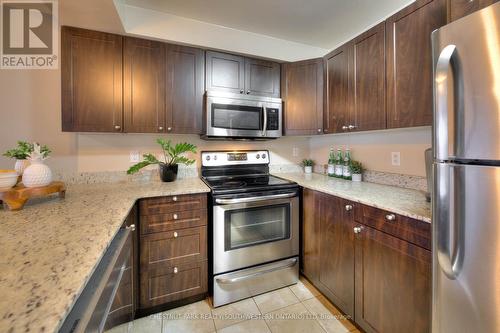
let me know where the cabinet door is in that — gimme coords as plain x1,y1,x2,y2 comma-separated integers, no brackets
123,37,166,133
206,51,245,94
352,23,386,131
324,43,351,134
354,225,431,333
61,27,123,132
282,58,324,135
244,58,280,97
318,195,355,317
448,0,498,21
386,0,447,128
301,189,321,283
166,45,205,134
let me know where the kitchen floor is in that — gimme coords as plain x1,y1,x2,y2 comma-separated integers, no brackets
108,277,361,333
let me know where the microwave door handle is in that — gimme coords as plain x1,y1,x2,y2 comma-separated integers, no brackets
262,107,267,137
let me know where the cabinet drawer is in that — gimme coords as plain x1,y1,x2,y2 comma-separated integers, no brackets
140,227,207,268
139,194,207,216
140,260,208,308
354,204,431,250
140,209,207,235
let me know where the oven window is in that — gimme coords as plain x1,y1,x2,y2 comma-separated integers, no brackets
212,104,262,130
224,204,290,251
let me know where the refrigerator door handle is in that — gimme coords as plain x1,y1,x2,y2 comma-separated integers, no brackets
435,163,465,279
434,45,459,161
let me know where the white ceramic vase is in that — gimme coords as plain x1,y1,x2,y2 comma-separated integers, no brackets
22,160,52,188
304,166,313,174
352,173,362,182
14,159,30,175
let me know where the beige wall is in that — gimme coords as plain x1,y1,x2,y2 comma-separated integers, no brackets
309,127,432,177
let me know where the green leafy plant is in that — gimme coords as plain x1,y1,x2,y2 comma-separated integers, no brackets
3,141,51,159
127,139,197,174
301,159,315,167
349,160,363,174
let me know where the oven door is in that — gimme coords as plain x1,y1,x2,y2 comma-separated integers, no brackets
213,193,299,274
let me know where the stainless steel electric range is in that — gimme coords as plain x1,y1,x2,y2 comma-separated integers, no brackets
201,150,299,307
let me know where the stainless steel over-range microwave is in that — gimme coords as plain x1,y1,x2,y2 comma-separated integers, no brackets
203,91,282,140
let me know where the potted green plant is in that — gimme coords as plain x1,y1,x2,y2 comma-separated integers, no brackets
301,159,315,174
3,141,51,175
350,160,363,182
127,139,197,182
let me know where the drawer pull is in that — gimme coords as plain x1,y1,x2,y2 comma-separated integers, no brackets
385,214,396,221
173,232,178,238
172,196,178,202
173,267,178,274
173,213,178,220
345,204,353,211
353,226,363,234
126,224,136,231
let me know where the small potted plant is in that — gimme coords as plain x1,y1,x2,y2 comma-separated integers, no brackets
127,138,197,182
350,160,363,182
3,141,51,175
301,159,315,174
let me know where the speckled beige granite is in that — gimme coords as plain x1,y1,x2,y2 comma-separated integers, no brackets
275,173,431,223
0,178,210,333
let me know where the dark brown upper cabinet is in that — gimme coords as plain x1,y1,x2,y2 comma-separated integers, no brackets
282,58,324,135
61,27,123,132
386,0,447,129
205,51,245,94
123,37,166,133
324,43,351,134
447,0,498,22
244,58,280,97
166,45,205,134
351,23,386,132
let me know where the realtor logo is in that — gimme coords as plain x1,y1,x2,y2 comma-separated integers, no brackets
1,0,58,69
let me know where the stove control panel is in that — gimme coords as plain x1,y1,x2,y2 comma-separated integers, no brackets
202,150,270,167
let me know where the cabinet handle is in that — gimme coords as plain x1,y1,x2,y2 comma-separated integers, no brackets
172,196,178,202
385,214,396,221
114,125,121,130
342,125,348,130
173,232,178,238
173,267,178,274
348,125,356,130
240,90,244,94
317,128,322,133
246,90,251,94
167,127,172,132
126,224,136,231
353,226,363,234
158,126,163,131
173,213,178,220
345,204,353,211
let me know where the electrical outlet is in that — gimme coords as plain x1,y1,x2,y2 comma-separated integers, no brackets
130,151,140,163
292,147,299,157
391,152,401,166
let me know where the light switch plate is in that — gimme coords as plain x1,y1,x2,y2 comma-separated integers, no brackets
391,152,401,166
130,151,140,163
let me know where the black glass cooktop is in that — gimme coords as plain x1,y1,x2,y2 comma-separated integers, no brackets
202,174,297,194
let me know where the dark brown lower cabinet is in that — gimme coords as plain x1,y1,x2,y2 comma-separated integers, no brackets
302,188,431,333
139,194,208,310
354,225,431,333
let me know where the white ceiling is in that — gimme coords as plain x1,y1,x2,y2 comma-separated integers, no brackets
120,0,414,49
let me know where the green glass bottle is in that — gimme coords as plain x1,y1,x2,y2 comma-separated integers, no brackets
327,148,335,177
334,148,343,178
343,148,352,180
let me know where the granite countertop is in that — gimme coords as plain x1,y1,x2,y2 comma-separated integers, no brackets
0,178,210,333
275,173,431,223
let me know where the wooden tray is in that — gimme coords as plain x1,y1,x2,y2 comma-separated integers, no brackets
0,181,66,211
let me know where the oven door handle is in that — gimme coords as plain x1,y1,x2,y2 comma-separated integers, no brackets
215,258,298,284
215,192,296,205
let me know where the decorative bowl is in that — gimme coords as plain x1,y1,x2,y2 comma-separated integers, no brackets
0,170,19,191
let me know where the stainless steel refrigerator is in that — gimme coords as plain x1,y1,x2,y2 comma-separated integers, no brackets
431,3,500,332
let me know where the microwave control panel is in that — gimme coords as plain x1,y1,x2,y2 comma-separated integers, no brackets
266,108,279,131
